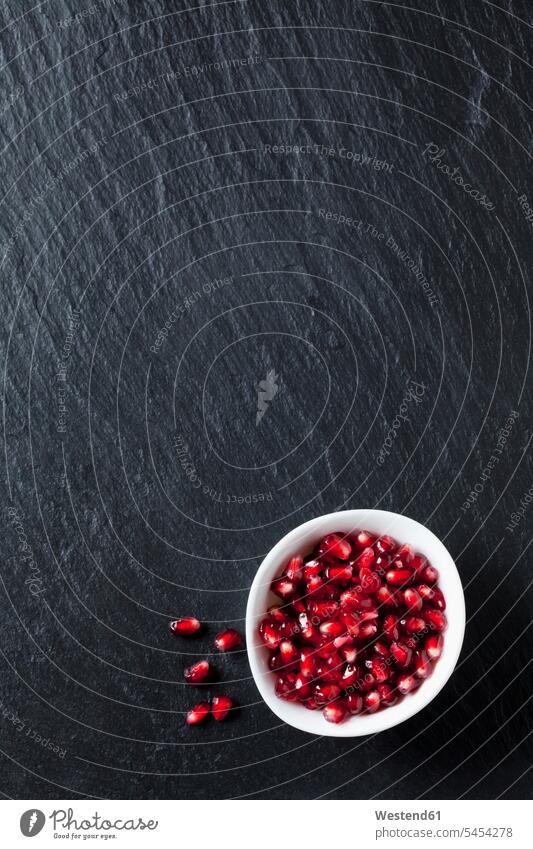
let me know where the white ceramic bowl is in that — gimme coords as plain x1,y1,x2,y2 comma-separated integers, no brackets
246,509,465,736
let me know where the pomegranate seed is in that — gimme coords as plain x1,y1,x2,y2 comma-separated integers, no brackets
346,693,364,713
327,564,353,584
268,605,288,624
403,616,426,634
396,543,414,564
259,621,282,650
316,660,341,682
431,587,446,610
308,600,338,620
423,608,447,631
300,647,317,678
298,612,318,641
341,611,360,637
353,530,376,550
390,641,412,668
314,683,341,704
279,639,300,664
377,585,400,607
292,597,306,614
284,556,303,582
271,577,296,600
214,628,242,651
304,698,319,710
359,606,379,622
377,683,397,706
357,546,375,570
386,568,414,586
364,690,381,713
323,700,347,723
416,583,435,602
414,650,432,679
411,554,428,576
366,658,390,683
358,673,376,692
319,533,352,561
396,673,417,695
359,568,381,594
212,695,233,721
306,575,326,598
359,621,378,639
275,673,298,700
340,588,364,611
373,640,390,658
184,660,210,683
425,634,443,660
375,534,397,555
383,614,400,641
269,652,284,671
319,619,345,639
186,702,210,725
333,634,353,650
422,564,439,583
170,617,201,637
303,560,322,578
340,645,358,664
341,663,359,688
403,588,423,611
294,673,312,699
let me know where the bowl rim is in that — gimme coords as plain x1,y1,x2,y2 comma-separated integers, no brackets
246,509,466,737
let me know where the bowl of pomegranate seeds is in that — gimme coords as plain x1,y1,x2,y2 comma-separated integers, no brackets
246,510,465,736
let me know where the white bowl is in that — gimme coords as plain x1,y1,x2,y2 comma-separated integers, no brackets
246,509,465,736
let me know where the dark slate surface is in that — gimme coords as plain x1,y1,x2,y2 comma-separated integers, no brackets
1,0,532,800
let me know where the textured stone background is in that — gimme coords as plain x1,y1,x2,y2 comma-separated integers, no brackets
1,0,532,799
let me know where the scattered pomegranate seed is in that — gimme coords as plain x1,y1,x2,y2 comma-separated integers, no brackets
214,628,243,651
184,660,210,684
323,700,347,723
211,695,233,721
186,702,210,725
259,529,447,723
170,617,201,637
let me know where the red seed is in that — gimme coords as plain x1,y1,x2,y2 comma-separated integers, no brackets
340,588,364,611
294,673,312,699
214,628,242,651
357,546,375,570
212,695,233,721
359,621,378,639
170,617,201,637
327,564,353,584
431,587,446,610
386,568,414,586
271,577,296,600
422,564,439,583
303,560,322,578
304,698,319,710
340,644,358,664
396,543,414,564
284,556,303,582
423,608,447,631
275,673,298,700
396,673,417,695
383,614,400,641
184,660,210,683
186,701,210,725
279,639,300,664
403,587,423,612
319,619,345,638
425,634,444,660
377,585,400,607
403,616,426,634
268,652,284,671
390,641,412,668
377,683,397,706
366,658,390,683
359,568,381,594
323,700,347,723
318,533,352,561
258,621,282,650
341,663,359,688
306,575,326,598
346,693,364,714
416,583,435,602
375,534,397,555
353,530,376,550
308,600,338,621
414,650,432,679
333,634,353,650
364,690,381,713
373,640,390,658
268,605,288,624
341,611,360,637
300,647,317,678
314,683,341,705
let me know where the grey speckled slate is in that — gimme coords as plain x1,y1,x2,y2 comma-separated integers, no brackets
1,0,532,799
